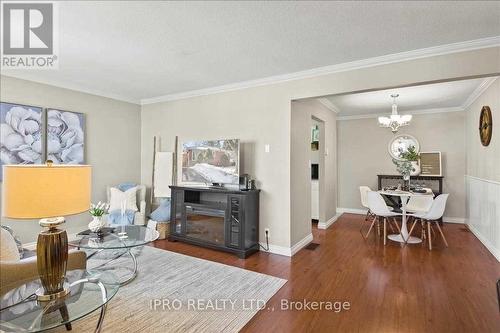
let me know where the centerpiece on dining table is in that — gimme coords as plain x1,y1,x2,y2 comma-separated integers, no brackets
392,145,420,191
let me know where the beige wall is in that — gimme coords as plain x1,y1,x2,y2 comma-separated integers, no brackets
141,47,499,250
464,78,499,261
337,111,466,219
291,100,337,244
0,75,142,243
466,79,500,182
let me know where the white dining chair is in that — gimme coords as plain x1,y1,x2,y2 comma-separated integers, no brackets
406,195,433,214
407,194,449,250
363,191,403,245
359,186,373,221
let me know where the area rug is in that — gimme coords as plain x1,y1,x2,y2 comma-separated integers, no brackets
60,246,286,332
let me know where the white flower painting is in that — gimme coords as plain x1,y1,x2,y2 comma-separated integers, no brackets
0,102,44,180
47,109,85,164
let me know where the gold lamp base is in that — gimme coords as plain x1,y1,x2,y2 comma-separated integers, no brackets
37,217,70,301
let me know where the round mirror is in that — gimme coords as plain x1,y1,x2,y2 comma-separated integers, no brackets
388,134,419,160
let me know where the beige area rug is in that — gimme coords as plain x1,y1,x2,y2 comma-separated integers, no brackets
57,246,286,332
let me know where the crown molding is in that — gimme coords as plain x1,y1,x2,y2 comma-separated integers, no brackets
461,77,498,110
336,106,464,121
0,73,141,105
141,36,500,105
317,98,340,113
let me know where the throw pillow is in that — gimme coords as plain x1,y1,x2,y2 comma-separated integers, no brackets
109,186,138,212
150,198,171,222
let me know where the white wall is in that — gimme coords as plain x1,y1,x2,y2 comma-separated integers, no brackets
337,111,466,220
0,75,142,243
465,78,500,261
140,47,500,252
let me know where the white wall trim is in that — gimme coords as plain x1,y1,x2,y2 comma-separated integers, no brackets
465,174,500,185
467,224,500,262
291,233,314,256
318,213,341,229
337,106,464,121
317,98,340,113
0,74,141,105
442,217,465,224
337,207,464,224
461,77,498,110
259,233,313,257
337,207,367,215
140,37,500,105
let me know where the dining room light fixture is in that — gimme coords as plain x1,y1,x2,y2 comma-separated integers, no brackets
378,94,412,133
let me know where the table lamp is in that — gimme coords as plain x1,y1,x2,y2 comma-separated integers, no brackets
2,162,91,301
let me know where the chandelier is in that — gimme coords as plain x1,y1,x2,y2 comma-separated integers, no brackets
378,94,412,133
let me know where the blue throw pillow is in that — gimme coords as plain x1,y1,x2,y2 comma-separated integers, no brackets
117,182,137,191
150,198,171,222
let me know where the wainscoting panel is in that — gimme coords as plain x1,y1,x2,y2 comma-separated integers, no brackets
466,175,500,262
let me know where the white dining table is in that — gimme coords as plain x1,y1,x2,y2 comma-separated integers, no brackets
378,189,434,244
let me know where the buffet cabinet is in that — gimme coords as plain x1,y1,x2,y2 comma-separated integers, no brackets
168,186,260,258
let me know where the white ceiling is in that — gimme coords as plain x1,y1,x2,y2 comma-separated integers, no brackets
326,77,495,117
2,1,500,104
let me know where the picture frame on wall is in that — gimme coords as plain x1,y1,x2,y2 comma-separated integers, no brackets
419,151,442,176
0,101,45,180
46,108,85,164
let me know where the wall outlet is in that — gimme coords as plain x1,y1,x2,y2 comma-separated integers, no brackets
265,144,270,153
264,228,270,238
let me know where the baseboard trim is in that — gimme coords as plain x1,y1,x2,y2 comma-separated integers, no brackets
291,233,314,256
337,207,465,224
318,213,341,229
467,224,500,262
259,233,313,257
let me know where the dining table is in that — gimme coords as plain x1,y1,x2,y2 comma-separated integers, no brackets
378,189,434,244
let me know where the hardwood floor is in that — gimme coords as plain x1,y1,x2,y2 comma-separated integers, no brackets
151,213,500,332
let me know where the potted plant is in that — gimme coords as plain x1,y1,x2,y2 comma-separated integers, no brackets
392,159,413,191
399,145,421,176
88,201,110,232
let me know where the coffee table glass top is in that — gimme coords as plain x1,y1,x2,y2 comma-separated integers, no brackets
0,270,118,332
70,225,160,250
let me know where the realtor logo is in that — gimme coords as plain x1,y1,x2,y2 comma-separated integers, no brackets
1,1,58,68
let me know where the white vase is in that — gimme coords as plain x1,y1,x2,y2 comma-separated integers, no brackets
410,161,421,176
88,216,105,232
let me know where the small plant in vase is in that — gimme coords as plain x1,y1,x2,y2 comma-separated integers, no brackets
399,145,421,176
392,159,412,190
89,201,110,233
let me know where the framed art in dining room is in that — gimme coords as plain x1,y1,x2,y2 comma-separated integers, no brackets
419,151,442,176
0,102,45,180
46,108,85,164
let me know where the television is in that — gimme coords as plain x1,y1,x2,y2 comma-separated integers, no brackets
181,139,240,185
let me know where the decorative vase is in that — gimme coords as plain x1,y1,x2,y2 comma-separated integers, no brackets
402,174,410,191
410,161,421,176
88,216,105,233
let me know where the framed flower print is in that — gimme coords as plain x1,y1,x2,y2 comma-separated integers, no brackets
0,102,45,180
46,109,85,164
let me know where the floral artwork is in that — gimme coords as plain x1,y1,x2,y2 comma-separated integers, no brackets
0,102,44,180
47,109,85,164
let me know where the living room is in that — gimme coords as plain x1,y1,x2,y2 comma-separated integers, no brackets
1,1,499,332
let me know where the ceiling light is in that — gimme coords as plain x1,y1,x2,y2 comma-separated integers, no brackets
378,94,411,133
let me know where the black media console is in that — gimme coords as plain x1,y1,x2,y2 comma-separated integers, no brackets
169,186,260,258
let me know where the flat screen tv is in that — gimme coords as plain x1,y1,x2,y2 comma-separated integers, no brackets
181,139,240,185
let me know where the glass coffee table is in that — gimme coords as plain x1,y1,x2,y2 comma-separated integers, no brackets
70,225,159,286
0,270,118,333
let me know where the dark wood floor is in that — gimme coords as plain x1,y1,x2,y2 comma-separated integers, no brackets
152,213,500,333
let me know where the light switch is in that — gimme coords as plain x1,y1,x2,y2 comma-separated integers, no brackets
265,144,270,153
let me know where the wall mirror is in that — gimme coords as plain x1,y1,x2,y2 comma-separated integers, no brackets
388,134,420,160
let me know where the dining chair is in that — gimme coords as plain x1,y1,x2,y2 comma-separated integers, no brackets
359,186,373,221
363,191,402,245
407,194,449,250
406,195,433,214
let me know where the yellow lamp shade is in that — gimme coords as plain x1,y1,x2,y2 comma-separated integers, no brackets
2,164,91,219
